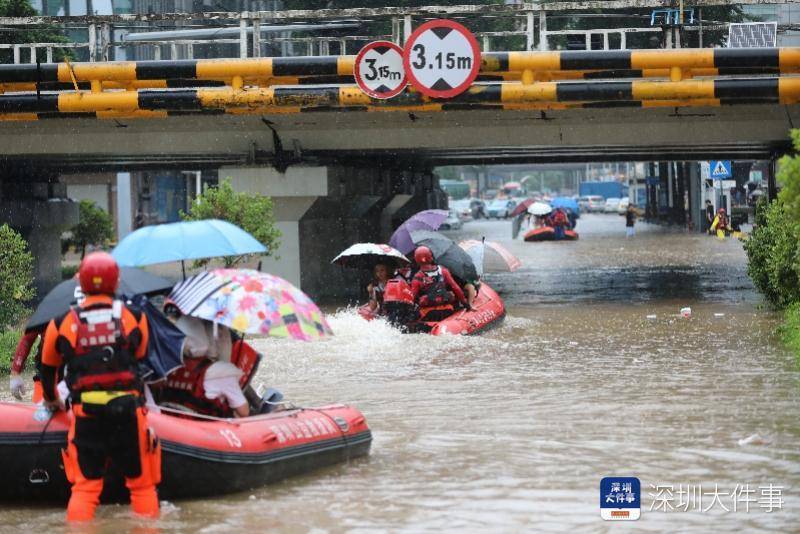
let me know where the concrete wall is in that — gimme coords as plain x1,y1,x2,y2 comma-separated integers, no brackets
224,163,444,300
0,174,78,296
67,184,109,212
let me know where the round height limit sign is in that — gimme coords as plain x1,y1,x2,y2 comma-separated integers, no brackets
403,19,481,99
354,41,407,99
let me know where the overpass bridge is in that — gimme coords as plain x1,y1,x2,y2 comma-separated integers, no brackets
1,47,797,297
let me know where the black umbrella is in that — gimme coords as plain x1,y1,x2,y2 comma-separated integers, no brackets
410,230,479,282
26,267,174,331
130,295,184,383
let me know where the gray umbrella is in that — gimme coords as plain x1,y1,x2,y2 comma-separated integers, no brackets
410,230,479,282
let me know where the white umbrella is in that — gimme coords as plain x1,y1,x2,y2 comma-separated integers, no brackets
460,239,522,276
528,202,553,216
331,243,410,269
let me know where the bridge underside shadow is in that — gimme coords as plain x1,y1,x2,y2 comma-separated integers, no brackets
0,104,795,171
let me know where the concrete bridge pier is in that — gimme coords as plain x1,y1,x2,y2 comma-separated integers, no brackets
0,169,78,297
224,164,444,300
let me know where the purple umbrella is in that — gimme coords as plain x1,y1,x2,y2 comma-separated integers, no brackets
389,209,449,255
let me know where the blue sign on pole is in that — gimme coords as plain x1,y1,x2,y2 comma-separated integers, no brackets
710,160,732,180
600,477,641,521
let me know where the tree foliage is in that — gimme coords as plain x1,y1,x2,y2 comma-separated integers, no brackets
776,130,800,221
181,178,281,267
744,198,800,308
0,224,35,329
0,0,72,63
744,131,800,309
63,200,115,259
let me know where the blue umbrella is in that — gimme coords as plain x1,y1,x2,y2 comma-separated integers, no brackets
550,197,580,214
112,219,267,267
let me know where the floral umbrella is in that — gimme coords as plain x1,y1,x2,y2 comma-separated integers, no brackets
169,269,333,341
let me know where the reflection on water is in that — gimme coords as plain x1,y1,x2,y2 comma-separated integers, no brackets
2,215,799,531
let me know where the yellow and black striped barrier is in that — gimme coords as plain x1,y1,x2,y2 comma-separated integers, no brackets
0,48,797,87
0,77,796,121
0,56,355,84
481,48,800,73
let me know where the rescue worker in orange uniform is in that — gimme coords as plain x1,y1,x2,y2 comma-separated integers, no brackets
410,246,467,323
40,252,160,522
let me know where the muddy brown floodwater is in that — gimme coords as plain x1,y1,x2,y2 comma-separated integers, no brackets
2,214,799,532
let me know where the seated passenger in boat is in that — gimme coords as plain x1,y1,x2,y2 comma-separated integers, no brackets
395,263,416,284
410,246,467,323
459,276,480,310
162,304,249,418
366,263,391,315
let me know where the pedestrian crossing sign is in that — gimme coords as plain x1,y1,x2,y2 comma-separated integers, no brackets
710,160,732,180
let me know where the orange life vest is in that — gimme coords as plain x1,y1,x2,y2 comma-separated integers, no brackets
61,300,139,395
162,357,230,417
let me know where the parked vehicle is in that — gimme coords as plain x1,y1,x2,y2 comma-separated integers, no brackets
440,209,463,230
440,179,470,200
449,199,473,221
487,199,517,219
469,198,487,219
579,181,628,200
586,195,605,212
604,197,621,213
617,197,630,215
484,189,499,200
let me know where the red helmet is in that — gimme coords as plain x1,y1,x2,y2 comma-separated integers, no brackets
78,252,120,295
414,246,434,266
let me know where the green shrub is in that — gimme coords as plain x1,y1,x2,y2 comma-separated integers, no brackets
744,199,800,308
63,200,115,259
61,265,79,280
780,302,800,364
0,328,20,374
181,178,281,267
777,129,800,220
0,224,35,329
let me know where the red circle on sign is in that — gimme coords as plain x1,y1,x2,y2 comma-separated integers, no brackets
354,40,407,99
402,19,481,99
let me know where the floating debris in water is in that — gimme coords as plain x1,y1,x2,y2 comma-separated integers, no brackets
738,434,771,446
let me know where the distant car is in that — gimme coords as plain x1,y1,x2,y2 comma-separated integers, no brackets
484,189,499,200
604,197,621,213
439,209,463,230
469,198,486,219
578,196,591,211
617,197,630,215
486,199,517,219
585,195,605,212
449,199,473,221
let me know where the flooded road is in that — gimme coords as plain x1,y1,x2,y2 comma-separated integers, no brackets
3,214,800,532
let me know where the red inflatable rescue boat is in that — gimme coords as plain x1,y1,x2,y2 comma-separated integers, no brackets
359,283,505,335
524,226,579,242
0,401,371,503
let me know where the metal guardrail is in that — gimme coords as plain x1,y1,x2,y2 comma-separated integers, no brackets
0,48,795,85
0,47,796,121
0,77,796,123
